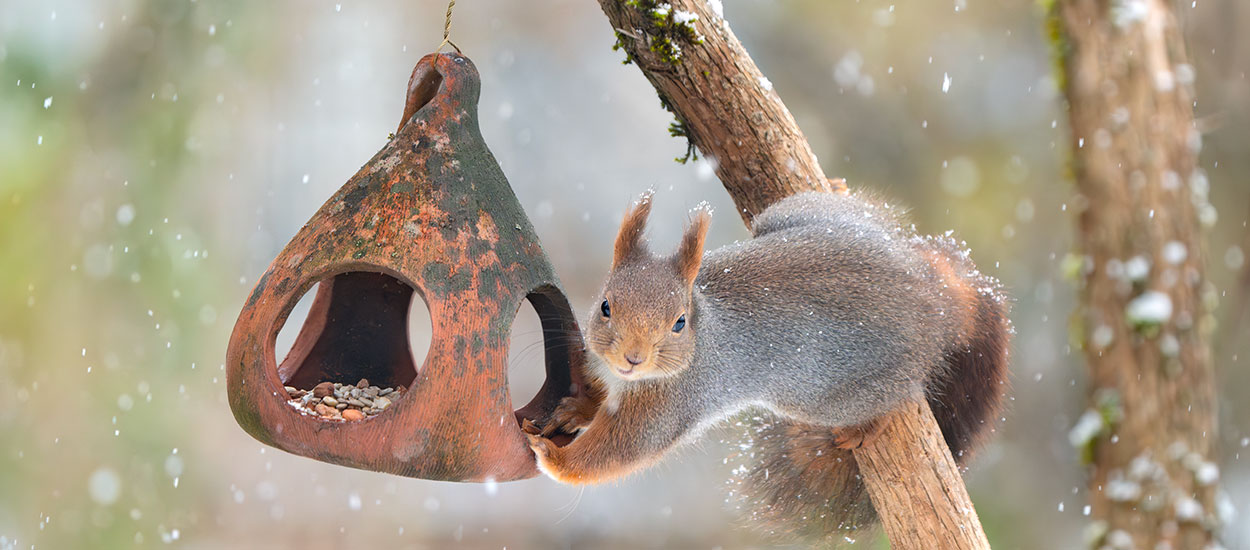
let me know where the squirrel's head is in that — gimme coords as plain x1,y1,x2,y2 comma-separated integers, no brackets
586,192,711,382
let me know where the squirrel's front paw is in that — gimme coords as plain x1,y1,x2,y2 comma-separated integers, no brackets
525,431,565,480
541,394,597,437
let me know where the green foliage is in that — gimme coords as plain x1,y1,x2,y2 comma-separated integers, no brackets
610,0,705,162
1037,0,1069,101
663,99,699,165
621,0,705,66
611,30,636,65
0,1,272,547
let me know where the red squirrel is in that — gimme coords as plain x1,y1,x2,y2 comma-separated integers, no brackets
523,190,1011,541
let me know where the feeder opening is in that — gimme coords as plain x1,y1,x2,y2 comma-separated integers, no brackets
513,287,581,443
274,281,319,369
406,282,433,370
507,298,547,408
272,271,432,420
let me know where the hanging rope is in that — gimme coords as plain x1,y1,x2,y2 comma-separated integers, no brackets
436,0,461,53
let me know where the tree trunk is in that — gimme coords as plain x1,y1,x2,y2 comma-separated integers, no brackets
1053,0,1222,547
1220,200,1250,353
593,2,988,548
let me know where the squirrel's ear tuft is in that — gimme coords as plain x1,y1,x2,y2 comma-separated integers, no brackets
674,205,711,285
613,192,654,268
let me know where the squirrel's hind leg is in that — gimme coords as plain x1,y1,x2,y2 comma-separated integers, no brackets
831,418,883,450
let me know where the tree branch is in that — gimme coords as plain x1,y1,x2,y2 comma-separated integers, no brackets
594,2,988,548
854,403,992,549
597,0,844,225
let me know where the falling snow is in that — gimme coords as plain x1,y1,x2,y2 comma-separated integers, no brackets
1126,291,1173,325
4,2,1248,549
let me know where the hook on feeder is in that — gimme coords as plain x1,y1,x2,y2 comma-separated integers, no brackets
226,52,586,482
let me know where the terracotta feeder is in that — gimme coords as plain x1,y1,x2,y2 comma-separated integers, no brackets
226,52,585,482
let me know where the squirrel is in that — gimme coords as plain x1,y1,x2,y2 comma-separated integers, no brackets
523,190,1011,543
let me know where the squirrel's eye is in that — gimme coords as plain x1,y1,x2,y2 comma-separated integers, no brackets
672,314,686,333
601,300,611,318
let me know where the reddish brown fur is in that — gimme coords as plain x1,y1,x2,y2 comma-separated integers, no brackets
916,238,1012,458
539,386,606,437
928,280,1012,457
590,195,701,382
926,249,980,342
612,195,653,268
738,421,876,539
528,198,713,483
674,210,711,285
528,383,673,484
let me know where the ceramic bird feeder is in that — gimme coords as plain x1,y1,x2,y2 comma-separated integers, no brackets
226,52,585,482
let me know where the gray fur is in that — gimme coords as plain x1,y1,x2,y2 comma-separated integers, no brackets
556,190,1009,542
629,191,959,436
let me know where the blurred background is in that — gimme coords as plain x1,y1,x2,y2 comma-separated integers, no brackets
1,0,1247,548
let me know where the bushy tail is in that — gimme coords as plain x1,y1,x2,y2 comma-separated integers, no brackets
729,419,874,543
730,289,1011,545
929,288,1012,460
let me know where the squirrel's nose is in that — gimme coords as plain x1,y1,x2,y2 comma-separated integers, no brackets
624,353,644,366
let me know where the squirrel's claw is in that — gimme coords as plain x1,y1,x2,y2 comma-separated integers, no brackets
831,419,882,450
527,432,590,485
832,433,865,450
524,431,546,453
541,395,596,437
525,431,561,478
522,418,558,475
523,426,555,458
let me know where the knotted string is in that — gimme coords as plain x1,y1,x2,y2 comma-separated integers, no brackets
436,0,461,53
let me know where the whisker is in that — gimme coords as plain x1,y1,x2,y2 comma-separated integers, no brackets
554,485,586,525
